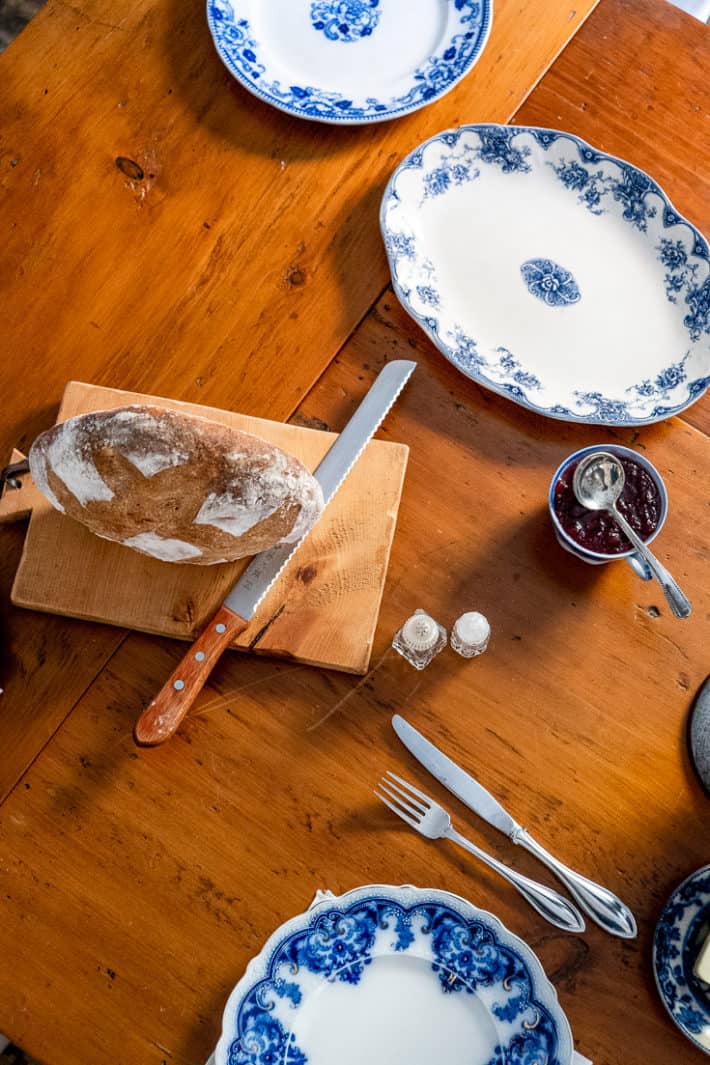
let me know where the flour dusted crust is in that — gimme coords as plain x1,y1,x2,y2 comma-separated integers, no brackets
29,406,324,564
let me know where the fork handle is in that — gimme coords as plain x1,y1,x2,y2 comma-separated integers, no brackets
515,829,637,939
446,827,586,933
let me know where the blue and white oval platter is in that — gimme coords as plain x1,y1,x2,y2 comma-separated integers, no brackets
206,1,492,124
381,124,710,425
214,884,575,1065
654,865,710,1055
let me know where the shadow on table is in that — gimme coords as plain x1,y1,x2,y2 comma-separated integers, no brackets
405,338,677,471
160,0,401,163
2,402,60,468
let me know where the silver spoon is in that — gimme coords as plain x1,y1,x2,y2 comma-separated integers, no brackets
572,451,691,619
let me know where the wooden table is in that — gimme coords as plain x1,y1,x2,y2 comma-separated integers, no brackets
1,0,709,1061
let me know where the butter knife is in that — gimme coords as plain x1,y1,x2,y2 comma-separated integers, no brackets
131,360,416,746
392,714,637,939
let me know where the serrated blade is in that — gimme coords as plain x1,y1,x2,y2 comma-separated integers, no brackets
392,714,520,838
225,360,416,620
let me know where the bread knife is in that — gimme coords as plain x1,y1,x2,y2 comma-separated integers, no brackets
132,360,416,746
392,714,637,938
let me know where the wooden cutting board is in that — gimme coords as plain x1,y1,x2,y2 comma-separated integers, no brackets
11,382,409,674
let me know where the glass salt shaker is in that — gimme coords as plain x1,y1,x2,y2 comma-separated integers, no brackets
450,611,490,658
392,609,447,670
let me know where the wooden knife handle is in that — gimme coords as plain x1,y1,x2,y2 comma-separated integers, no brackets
134,604,249,747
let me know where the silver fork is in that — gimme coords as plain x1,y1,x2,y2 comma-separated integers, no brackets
376,771,586,933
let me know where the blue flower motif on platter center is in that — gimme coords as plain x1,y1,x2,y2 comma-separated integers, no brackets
520,258,581,307
382,124,710,424
310,0,380,43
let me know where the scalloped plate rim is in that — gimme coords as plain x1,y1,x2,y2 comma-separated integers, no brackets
380,122,710,426
213,882,575,1065
205,1,494,125
653,864,710,1056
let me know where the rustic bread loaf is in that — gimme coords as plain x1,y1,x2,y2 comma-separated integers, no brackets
29,405,324,564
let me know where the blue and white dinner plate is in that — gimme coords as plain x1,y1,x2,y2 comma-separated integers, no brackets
654,865,710,1055
381,124,710,425
206,1,492,124
214,883,576,1065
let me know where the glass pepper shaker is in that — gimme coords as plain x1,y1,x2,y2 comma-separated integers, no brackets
392,609,447,670
450,611,490,658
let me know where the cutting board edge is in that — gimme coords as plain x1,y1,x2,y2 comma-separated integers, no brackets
13,383,410,675
7,591,374,674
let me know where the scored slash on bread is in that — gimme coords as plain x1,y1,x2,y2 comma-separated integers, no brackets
28,405,324,565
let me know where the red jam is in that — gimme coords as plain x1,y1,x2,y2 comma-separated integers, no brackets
553,455,662,555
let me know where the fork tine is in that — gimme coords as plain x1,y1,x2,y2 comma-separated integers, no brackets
384,770,432,810
373,789,419,829
378,779,425,820
380,775,428,816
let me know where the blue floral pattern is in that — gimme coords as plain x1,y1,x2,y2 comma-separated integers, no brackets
207,1,491,123
550,156,658,231
448,329,542,392
423,156,480,200
654,866,710,1054
420,127,532,203
221,890,568,1065
684,277,710,342
381,123,710,424
626,354,690,404
310,0,380,42
520,259,581,307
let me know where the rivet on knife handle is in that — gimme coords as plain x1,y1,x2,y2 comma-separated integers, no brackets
132,360,416,748
134,605,248,746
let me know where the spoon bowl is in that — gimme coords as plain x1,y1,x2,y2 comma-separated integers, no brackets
572,451,626,513
571,450,691,619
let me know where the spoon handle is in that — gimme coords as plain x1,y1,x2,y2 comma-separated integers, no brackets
611,506,692,619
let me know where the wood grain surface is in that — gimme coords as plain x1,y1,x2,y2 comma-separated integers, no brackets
1,304,709,1065
133,603,250,747
0,0,598,808
2,0,710,1064
12,382,409,675
0,0,597,443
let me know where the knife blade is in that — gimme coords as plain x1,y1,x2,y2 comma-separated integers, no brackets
391,714,520,838
392,713,638,938
133,360,416,746
225,359,414,620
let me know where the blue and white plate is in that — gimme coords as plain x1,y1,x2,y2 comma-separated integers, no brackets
206,1,492,124
654,865,710,1055
214,883,576,1065
381,124,710,425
